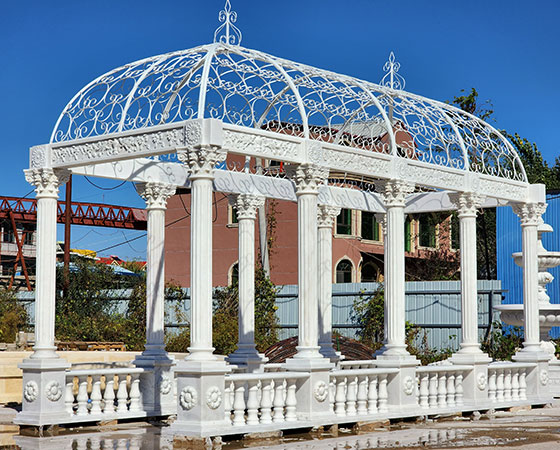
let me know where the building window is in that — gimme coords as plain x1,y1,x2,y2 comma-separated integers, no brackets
2,223,14,243
336,209,352,235
228,204,238,226
418,214,437,248
361,212,380,241
361,262,379,282
336,259,353,283
404,217,411,252
23,229,33,246
229,262,239,286
451,214,460,250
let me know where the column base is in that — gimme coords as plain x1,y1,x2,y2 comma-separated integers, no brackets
374,344,415,360
291,345,324,360
15,358,71,426
319,341,341,363
226,348,268,373
185,346,217,362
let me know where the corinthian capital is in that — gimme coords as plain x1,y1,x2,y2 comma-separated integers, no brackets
375,179,414,207
286,164,329,195
317,205,341,228
24,168,70,198
136,182,176,209
178,147,227,179
449,192,486,218
229,193,265,220
512,202,547,227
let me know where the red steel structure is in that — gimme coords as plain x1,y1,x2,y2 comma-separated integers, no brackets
0,196,147,290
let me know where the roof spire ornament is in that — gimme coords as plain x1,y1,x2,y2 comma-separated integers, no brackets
380,52,405,90
213,0,242,45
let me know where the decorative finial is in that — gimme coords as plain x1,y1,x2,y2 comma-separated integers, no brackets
213,0,242,45
380,52,405,90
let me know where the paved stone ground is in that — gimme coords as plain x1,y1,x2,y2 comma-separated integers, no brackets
2,403,560,449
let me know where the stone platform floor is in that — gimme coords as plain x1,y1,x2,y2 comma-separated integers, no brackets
2,402,560,449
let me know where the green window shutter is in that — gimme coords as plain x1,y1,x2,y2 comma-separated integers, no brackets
404,217,411,252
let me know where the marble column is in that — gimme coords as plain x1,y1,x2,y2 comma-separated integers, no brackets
178,147,226,362
375,179,415,359
450,192,487,357
317,204,341,362
16,168,71,426
135,182,176,358
227,193,268,371
512,202,548,354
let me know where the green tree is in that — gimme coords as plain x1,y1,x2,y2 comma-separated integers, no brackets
0,288,28,343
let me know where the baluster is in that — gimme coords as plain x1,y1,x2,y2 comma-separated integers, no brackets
104,377,116,415
496,370,505,402
272,379,285,423
329,378,336,413
356,375,368,415
446,373,455,408
519,370,527,400
246,379,260,425
419,373,429,409
65,379,75,415
285,377,297,422
89,437,101,450
335,376,347,417
90,375,102,415
223,381,233,423
367,375,378,414
129,374,141,412
116,376,129,413
504,369,512,401
455,373,464,406
76,376,89,416
346,375,357,416
233,380,246,426
378,375,388,413
437,372,447,408
260,379,273,424
428,373,438,407
511,369,520,401
488,370,497,401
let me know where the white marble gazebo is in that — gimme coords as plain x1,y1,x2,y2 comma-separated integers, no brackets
15,1,552,438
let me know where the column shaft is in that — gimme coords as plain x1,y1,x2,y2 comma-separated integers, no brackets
522,223,540,349
238,216,256,348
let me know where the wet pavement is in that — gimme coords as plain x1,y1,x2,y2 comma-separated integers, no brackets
2,403,560,449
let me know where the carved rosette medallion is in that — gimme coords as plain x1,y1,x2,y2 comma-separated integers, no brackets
375,179,414,207
24,381,39,403
477,374,487,391
136,182,176,209
184,121,203,147
287,164,329,195
206,386,223,409
449,192,486,218
230,193,265,220
403,376,414,396
159,375,172,395
317,205,341,228
30,145,47,168
24,168,70,198
540,369,549,386
45,380,63,402
180,386,198,410
512,202,547,227
313,381,329,402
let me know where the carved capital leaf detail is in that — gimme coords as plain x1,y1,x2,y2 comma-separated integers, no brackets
229,193,265,220
449,192,486,218
136,182,176,209
287,164,329,194
375,179,414,207
24,168,70,198
512,202,547,227
317,205,341,228
178,147,227,178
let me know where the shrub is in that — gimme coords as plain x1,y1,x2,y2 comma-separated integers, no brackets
0,288,28,343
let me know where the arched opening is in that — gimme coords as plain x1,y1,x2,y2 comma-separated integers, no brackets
228,262,239,286
361,261,380,282
335,259,353,283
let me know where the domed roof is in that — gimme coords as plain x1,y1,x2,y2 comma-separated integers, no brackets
51,4,526,183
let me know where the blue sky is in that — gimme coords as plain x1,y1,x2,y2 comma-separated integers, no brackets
1,0,558,259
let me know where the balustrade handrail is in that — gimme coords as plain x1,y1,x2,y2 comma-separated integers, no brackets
489,362,537,370
66,367,148,377
417,365,473,373
331,368,399,377
339,360,377,367
226,371,310,382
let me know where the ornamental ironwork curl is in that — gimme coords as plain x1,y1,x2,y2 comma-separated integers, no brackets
50,42,527,183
